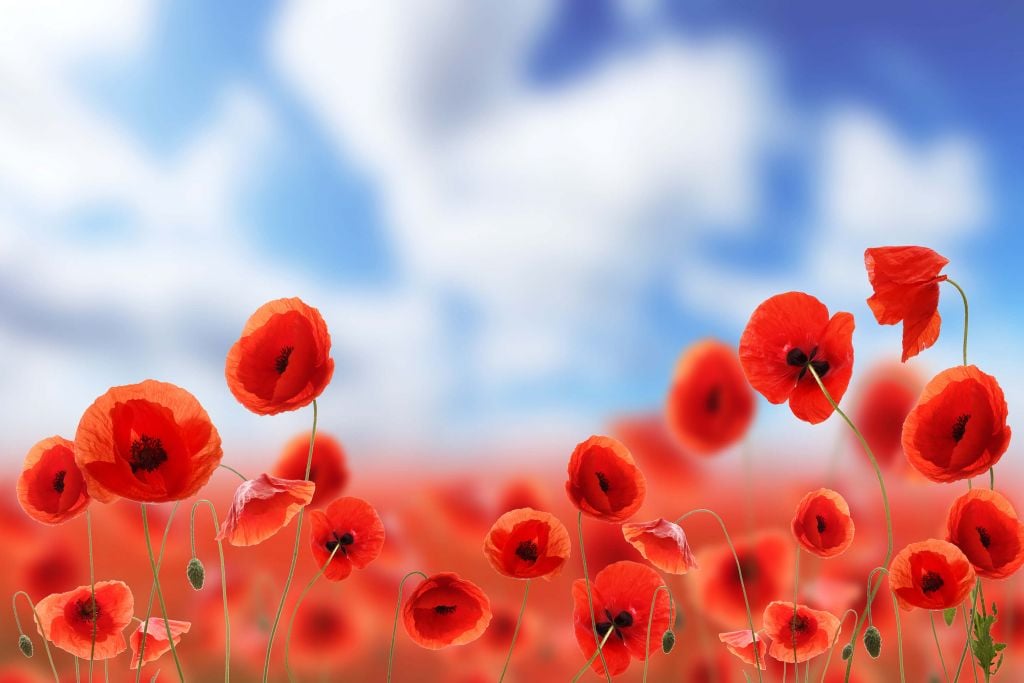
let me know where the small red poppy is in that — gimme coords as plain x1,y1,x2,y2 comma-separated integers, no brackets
216,473,315,547
129,618,190,669
762,601,840,663
622,518,698,574
864,246,949,362
791,489,855,559
694,531,790,628
738,292,855,424
308,497,385,581
946,489,1024,580
482,508,570,580
34,580,134,659
74,380,222,503
272,431,349,508
889,539,976,611
719,629,771,670
565,435,647,523
17,436,89,525
225,298,334,415
402,573,492,649
902,365,1011,483
851,362,922,468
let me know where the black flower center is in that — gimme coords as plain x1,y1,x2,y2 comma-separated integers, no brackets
952,414,971,443
789,614,808,634
786,345,829,379
613,610,633,628
595,471,610,493
596,609,631,640
77,597,99,623
977,526,992,549
53,470,67,494
325,531,355,556
736,556,760,582
129,435,167,474
434,604,456,615
816,515,827,533
515,540,539,563
706,386,721,413
921,571,944,594
275,346,294,374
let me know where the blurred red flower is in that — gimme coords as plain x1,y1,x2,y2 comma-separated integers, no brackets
288,598,361,672
402,573,492,649
35,580,134,659
565,435,646,523
889,539,975,611
17,436,89,525
272,431,348,508
694,531,791,628
483,507,570,580
850,362,922,468
129,618,190,669
622,518,698,574
216,473,315,546
719,629,770,670
791,489,855,559
762,600,840,663
946,489,1024,579
308,496,385,581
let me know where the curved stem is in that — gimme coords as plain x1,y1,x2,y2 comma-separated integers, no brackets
386,570,428,682
817,608,858,683
218,463,249,482
577,512,612,683
134,502,180,683
571,626,615,683
945,278,969,367
864,567,905,683
497,580,531,683
12,591,59,682
285,544,340,682
932,611,951,683
191,499,231,683
141,504,185,682
642,584,673,682
86,508,96,682
953,580,984,683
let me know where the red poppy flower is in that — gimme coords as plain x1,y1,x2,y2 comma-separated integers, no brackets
864,246,949,362
17,436,89,525
762,601,840,663
288,597,362,672
216,473,315,547
74,380,222,503
666,339,755,455
622,518,698,574
946,489,1024,580
791,489,855,559
902,365,1010,483
129,618,190,669
571,560,673,677
34,580,134,659
402,572,492,649
308,497,385,581
225,297,334,415
889,539,976,611
719,629,771,670
565,435,647,523
694,531,790,628
738,292,855,424
851,362,922,468
483,508,570,580
272,431,348,508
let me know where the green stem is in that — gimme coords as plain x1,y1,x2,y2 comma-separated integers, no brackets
642,585,673,682
793,545,801,669
497,580,531,683
285,544,340,682
141,504,185,682
865,567,905,683
12,591,59,682
817,609,858,683
577,512,612,683
218,463,249,482
932,611,951,683
191,499,231,683
571,626,616,683
86,508,96,682
134,502,180,683
945,278,969,367
386,570,428,682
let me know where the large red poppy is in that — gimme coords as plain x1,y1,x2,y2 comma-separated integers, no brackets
225,297,335,415
482,508,570,580
902,365,1010,483
738,292,855,424
272,431,349,508
889,539,976,611
850,362,922,468
129,618,190,669
946,489,1024,580
622,518,698,574
308,497,385,581
34,580,134,659
864,246,949,362
762,601,840,663
719,629,771,670
565,435,647,523
791,489,855,559
216,473,315,546
74,380,222,503
17,436,89,525
694,531,791,628
402,573,492,649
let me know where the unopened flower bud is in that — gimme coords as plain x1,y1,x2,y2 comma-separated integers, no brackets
662,630,675,653
18,634,33,658
863,626,882,658
841,643,853,660
186,557,205,590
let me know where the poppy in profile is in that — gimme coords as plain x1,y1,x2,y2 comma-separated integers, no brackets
571,561,673,676
889,539,976,611
17,436,89,525
129,618,190,669
851,362,922,468
902,365,1011,483
791,489,855,559
622,518,698,574
694,531,791,628
719,629,770,670
565,435,647,523
34,580,134,659
864,246,949,362
738,292,855,424
402,573,492,649
216,474,315,547
225,297,334,415
762,601,840,663
308,497,385,581
483,508,570,580
946,489,1024,579
666,339,755,455
273,431,348,508
74,380,222,503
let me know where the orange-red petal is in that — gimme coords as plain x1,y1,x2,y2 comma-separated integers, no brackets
402,573,492,649
35,580,134,660
889,539,976,611
791,489,855,559
216,474,314,546
482,508,570,580
16,436,90,525
719,629,771,670
762,601,840,663
622,518,698,574
129,619,190,669
565,435,646,523
946,489,1024,580
865,246,949,361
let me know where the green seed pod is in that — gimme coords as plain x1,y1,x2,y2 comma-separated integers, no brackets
186,557,206,590
661,630,675,654
841,643,853,660
18,634,33,658
863,626,882,658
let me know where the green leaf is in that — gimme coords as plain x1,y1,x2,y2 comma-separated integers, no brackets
969,601,1008,678
943,607,957,627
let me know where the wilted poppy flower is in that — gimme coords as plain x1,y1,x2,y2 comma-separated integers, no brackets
851,363,922,468
694,531,791,628
565,435,647,523
666,339,755,455
946,489,1024,579
762,601,840,663
216,473,315,547
482,508,570,580
273,431,348,508
622,518,698,574
791,489,855,559
571,560,673,676
902,365,1010,483
889,539,976,611
17,436,89,525
35,580,134,659
308,497,385,581
129,618,190,669
864,246,949,362
74,380,222,503
719,629,771,670
402,573,492,649
225,297,334,415
738,292,855,424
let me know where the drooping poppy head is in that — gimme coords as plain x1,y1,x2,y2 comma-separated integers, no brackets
719,629,771,670
864,246,949,362
902,365,1011,483
34,580,134,659
272,431,349,508
791,489,855,559
889,539,976,611
565,435,647,523
666,339,755,455
225,297,334,415
74,380,222,503
851,362,923,468
308,497,386,581
17,436,89,525
482,508,570,580
571,560,674,677
762,601,841,663
402,572,492,649
129,618,190,669
738,292,855,424
946,489,1024,580
622,518,698,574
216,473,315,547
694,531,791,628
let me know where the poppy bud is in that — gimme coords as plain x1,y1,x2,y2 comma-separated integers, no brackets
662,630,675,653
186,557,205,590
841,643,853,660
18,634,32,658
863,626,882,658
